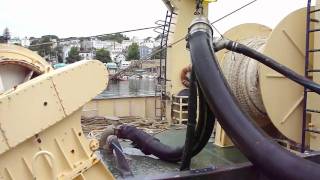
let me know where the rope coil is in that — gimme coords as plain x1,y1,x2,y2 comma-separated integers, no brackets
221,37,270,127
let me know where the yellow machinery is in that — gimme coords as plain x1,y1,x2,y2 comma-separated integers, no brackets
0,45,114,179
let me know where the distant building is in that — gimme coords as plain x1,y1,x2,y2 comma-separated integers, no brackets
81,38,114,51
21,37,31,47
62,46,72,62
132,36,143,45
59,38,80,47
111,42,123,54
122,40,133,49
154,38,161,47
8,37,21,45
139,46,152,60
114,54,126,63
79,51,94,60
80,39,93,50
93,39,113,50
120,61,131,69
140,37,155,49
62,46,80,62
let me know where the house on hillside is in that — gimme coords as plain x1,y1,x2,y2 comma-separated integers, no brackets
120,61,131,70
79,51,94,60
114,54,126,63
139,45,152,60
8,37,21,45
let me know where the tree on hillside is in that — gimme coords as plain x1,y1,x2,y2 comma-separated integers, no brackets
29,35,59,57
2,28,10,43
66,47,81,63
98,33,129,43
127,43,140,60
95,49,111,63
0,36,5,43
54,45,64,63
151,46,166,60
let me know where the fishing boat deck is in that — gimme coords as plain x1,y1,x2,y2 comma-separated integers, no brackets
99,129,248,179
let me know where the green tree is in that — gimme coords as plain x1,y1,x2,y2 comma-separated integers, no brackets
95,48,111,63
2,27,10,43
127,43,140,60
151,46,166,60
54,45,64,63
29,35,59,57
66,47,81,63
97,33,129,43
0,36,5,43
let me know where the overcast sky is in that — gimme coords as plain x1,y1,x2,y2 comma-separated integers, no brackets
0,0,310,39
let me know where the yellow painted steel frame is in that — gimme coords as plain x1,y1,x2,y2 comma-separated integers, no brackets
166,0,210,96
0,60,114,179
166,0,210,122
0,44,52,74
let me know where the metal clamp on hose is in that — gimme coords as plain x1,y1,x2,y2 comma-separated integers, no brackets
188,15,213,39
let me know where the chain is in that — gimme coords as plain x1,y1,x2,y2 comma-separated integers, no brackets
194,0,204,15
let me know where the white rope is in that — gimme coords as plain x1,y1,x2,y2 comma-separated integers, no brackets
221,37,270,127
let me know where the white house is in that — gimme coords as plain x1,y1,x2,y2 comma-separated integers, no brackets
114,54,126,63
59,38,80,47
62,46,72,62
92,39,113,50
20,37,31,47
140,37,155,49
111,42,123,54
154,38,162,47
132,36,143,44
79,51,94,60
139,45,152,60
62,45,80,62
122,40,133,49
8,37,21,45
120,61,131,69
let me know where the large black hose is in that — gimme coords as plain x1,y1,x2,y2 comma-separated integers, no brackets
116,93,215,163
180,70,197,170
117,125,182,162
188,27,320,180
193,88,215,156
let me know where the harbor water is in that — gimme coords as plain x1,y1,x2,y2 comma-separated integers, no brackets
96,78,158,99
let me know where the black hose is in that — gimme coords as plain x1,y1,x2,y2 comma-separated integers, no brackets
215,39,320,94
107,135,133,178
192,87,215,156
116,93,215,163
180,70,197,170
189,30,320,180
117,125,182,162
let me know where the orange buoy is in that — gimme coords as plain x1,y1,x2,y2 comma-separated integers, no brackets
180,65,192,88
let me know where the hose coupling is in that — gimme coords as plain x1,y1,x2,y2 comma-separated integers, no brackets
188,15,213,38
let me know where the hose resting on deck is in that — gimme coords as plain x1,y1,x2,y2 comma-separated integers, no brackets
188,17,320,180
117,83,214,163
